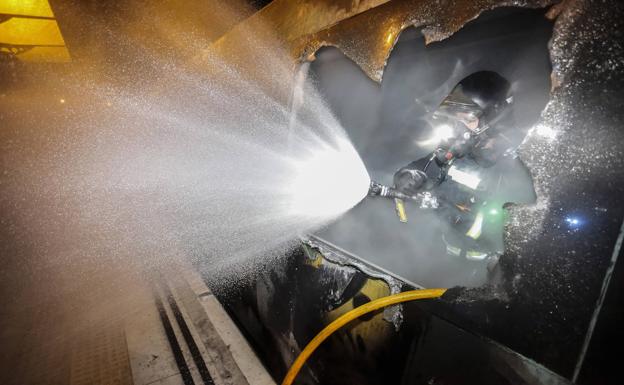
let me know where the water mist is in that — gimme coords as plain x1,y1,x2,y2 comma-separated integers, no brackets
0,3,370,305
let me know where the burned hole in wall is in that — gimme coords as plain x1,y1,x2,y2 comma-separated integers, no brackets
308,7,553,289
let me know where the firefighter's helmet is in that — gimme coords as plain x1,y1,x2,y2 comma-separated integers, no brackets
434,71,513,135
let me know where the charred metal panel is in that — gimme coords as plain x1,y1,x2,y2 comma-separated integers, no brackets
465,0,624,378
212,247,572,385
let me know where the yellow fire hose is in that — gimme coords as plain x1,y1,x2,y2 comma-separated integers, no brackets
281,288,447,385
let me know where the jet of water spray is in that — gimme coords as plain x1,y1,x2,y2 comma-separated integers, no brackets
0,3,373,379
289,138,370,220
1,5,372,292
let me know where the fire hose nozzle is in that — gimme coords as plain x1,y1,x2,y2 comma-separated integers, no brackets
368,181,410,200
369,181,440,209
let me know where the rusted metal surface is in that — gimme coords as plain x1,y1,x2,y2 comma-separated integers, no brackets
207,0,389,100
292,0,558,82
256,0,390,42
214,1,565,83
217,0,389,46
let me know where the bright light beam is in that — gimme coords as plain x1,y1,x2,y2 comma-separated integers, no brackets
289,138,370,220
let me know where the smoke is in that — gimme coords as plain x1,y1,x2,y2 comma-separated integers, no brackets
310,9,553,289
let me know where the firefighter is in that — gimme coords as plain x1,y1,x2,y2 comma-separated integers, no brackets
370,71,518,265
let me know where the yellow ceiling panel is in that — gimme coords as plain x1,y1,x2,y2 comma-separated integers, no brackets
16,46,71,62
0,17,65,46
0,0,54,18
